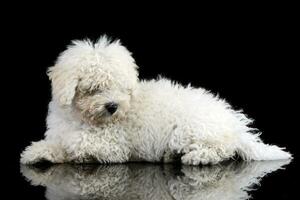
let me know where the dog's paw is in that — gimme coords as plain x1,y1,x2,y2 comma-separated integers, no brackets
20,150,50,165
181,144,224,165
20,141,62,164
181,150,222,165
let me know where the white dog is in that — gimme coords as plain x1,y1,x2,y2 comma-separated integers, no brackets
20,36,291,165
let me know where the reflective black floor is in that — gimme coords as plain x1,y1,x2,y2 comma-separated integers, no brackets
17,159,295,200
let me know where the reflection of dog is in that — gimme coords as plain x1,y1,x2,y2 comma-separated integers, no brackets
21,160,290,200
20,36,291,165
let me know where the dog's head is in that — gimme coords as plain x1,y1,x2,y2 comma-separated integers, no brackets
48,36,138,125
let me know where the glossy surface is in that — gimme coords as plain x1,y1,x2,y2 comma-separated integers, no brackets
19,160,293,200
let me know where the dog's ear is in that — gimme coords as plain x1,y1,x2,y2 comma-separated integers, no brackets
47,65,79,106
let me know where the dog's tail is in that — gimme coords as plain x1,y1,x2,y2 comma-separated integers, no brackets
236,133,292,161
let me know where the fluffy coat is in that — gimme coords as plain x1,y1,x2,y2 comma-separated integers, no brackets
20,36,292,165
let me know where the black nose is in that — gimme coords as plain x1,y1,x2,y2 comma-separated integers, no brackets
105,102,118,114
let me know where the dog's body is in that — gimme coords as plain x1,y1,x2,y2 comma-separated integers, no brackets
21,36,291,165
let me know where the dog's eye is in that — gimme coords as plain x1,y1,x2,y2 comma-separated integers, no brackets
95,89,104,94
87,89,102,95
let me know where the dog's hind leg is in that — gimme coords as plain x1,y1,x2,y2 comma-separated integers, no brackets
180,142,235,165
168,125,236,165
20,140,65,164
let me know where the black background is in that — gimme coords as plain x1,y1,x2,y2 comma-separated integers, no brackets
2,4,298,199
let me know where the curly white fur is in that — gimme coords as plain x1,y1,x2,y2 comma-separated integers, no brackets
20,36,292,165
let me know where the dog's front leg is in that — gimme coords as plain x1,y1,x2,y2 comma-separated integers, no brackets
64,133,131,164
67,143,130,164
96,142,131,164
20,140,65,164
